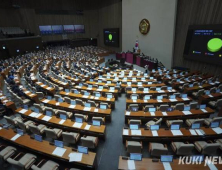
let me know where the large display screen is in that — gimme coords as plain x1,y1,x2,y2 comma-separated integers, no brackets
184,25,222,65
74,25,85,33
104,28,119,47
52,25,63,34
63,25,74,33
39,26,52,35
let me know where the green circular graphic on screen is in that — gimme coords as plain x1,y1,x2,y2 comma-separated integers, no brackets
207,38,222,52
109,34,112,41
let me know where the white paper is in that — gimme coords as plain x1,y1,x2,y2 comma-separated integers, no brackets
84,125,91,130
157,100,162,102
150,112,155,116
208,95,214,98
82,95,88,98
83,107,91,111
151,130,158,136
127,160,135,170
123,129,129,135
162,162,172,170
69,153,83,162
182,111,192,115
158,90,164,93
171,130,183,136
144,100,148,102
73,122,82,128
131,130,141,136
43,99,49,103
94,108,98,112
212,127,222,134
126,111,131,115
52,147,66,157
162,112,168,116
29,112,38,117
109,90,114,92
69,105,76,109
206,161,218,170
59,119,65,124
11,134,21,141
46,87,52,90
42,115,51,121
107,98,110,101
201,109,207,113
182,98,189,101
35,113,42,118
189,129,197,135
19,109,27,114
94,97,99,99
169,99,177,102
133,100,137,102
195,129,204,136
56,102,60,106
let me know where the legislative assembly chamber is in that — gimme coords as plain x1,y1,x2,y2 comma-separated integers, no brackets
0,0,222,170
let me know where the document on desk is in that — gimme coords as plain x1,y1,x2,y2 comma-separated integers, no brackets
46,87,52,90
97,89,102,91
162,112,168,116
19,109,27,114
126,111,130,115
195,129,204,136
83,107,91,111
133,100,137,103
84,125,91,130
131,130,142,136
143,100,148,102
158,90,164,93
24,91,30,94
42,115,52,122
73,122,82,128
127,160,135,170
201,109,207,113
150,112,155,116
56,102,60,106
212,127,222,134
143,91,149,93
35,113,42,118
171,130,183,136
87,88,92,90
123,129,129,135
206,160,218,170
69,152,83,162
162,162,172,170
169,99,177,102
52,147,66,157
151,130,158,136
189,129,197,135
11,134,21,141
182,111,192,115
82,95,88,98
69,105,76,109
29,112,38,117
109,90,114,92
94,97,99,100
157,100,162,102
182,98,189,101
42,99,49,103
59,119,65,124
106,98,110,101
94,108,98,112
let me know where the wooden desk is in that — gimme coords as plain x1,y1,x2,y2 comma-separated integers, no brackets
198,92,222,104
0,94,16,113
59,91,115,109
122,125,222,142
0,128,96,169
184,83,221,93
86,81,117,88
49,77,69,88
16,108,106,139
121,83,166,89
36,81,55,95
21,87,40,103
124,107,214,123
126,97,193,109
64,75,80,84
126,89,177,98
41,99,112,121
118,156,222,170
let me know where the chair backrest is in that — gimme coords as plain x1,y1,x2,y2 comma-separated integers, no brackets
62,132,76,144
75,113,85,120
44,128,57,139
192,119,205,126
76,99,84,106
183,83,189,89
64,97,71,104
202,143,220,155
155,118,162,125
17,120,27,132
210,87,216,94
138,87,144,91
33,103,43,113
216,99,222,107
87,100,96,107
128,104,139,111
127,141,141,153
177,143,194,155
4,116,16,126
212,117,222,123
81,136,95,148
36,92,44,99
150,87,156,91
126,87,132,91
29,124,41,135
190,102,198,109
174,93,180,98
161,86,167,90
129,119,141,125
57,110,67,116
44,107,55,115
159,105,169,112
175,103,185,111
92,117,104,124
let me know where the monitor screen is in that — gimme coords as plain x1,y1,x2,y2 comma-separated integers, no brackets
130,153,142,161
132,88,137,92
150,125,159,131
189,84,194,87
184,106,191,111
211,121,220,128
160,155,173,162
131,107,138,112
167,107,174,112
205,90,210,95
74,90,79,94
138,82,142,85
75,117,83,123
131,96,137,100
84,92,90,96
104,28,119,47
98,80,102,83
78,146,88,154
144,88,149,91
107,94,112,98
107,81,111,84
167,87,172,90
100,104,107,109
34,134,42,142
191,123,201,129
110,87,114,90
171,124,180,130
88,85,92,88
54,140,63,148
34,108,39,113
46,111,52,117
156,87,161,91
144,96,150,100
157,96,163,100
216,89,220,93
170,95,176,99
71,100,76,105
92,120,101,126
65,89,70,93
150,77,154,79
60,114,67,120
16,128,24,135
148,82,152,85
130,124,139,130
181,94,188,98
58,98,63,103
85,103,91,108
127,82,132,85
95,93,101,97
199,104,206,109
99,86,103,89
23,105,28,110
149,108,156,112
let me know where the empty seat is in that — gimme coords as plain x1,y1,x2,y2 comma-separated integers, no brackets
126,141,142,153
62,132,80,145
128,119,141,126
190,101,198,109
158,104,169,112
33,103,45,113
36,92,44,100
87,100,98,107
81,136,98,149
149,143,168,157
204,117,222,126
171,142,194,155
44,107,57,116
192,89,204,98
92,117,105,125
145,118,162,129
185,118,204,127
4,116,22,127
76,99,84,106
143,105,155,112
17,120,34,132
64,97,71,104
44,128,62,140
215,139,222,150
194,141,220,155
56,110,72,118
31,160,59,170
29,124,46,135
74,113,88,122
174,103,184,111
209,99,222,108
166,120,183,127
128,104,139,112
0,146,17,163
